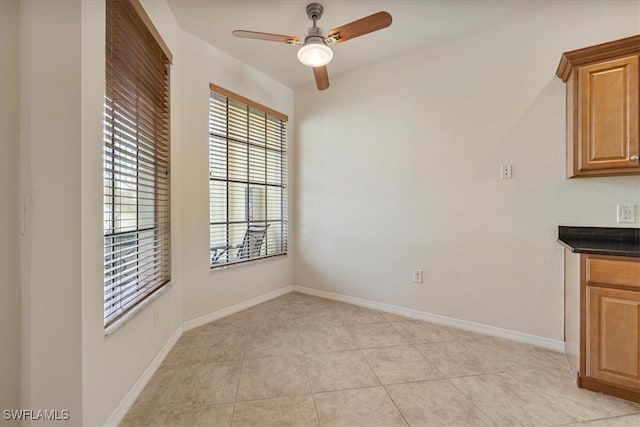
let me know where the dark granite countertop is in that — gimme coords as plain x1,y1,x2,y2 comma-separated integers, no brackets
558,226,640,258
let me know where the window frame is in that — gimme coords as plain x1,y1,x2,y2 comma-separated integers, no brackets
103,0,172,329
208,83,289,269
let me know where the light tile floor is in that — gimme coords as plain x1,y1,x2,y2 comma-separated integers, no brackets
121,292,640,426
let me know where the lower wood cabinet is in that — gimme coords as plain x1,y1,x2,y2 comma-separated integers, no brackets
586,286,640,390
564,252,640,402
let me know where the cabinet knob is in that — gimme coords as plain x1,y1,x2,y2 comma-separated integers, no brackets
631,155,640,161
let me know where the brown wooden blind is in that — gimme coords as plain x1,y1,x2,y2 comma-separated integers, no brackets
104,0,171,327
209,86,288,267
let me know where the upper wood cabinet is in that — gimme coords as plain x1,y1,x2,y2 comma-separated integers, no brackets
557,35,640,178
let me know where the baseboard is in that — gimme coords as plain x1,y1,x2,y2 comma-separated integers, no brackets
293,285,564,352
106,283,564,425
183,285,293,331
104,285,293,426
103,324,183,426
564,341,577,356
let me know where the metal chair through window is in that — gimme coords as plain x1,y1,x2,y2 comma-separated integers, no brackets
211,224,269,265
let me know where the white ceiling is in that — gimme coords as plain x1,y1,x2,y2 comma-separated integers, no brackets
167,0,561,89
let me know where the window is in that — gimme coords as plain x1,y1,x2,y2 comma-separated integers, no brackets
209,84,288,267
104,0,172,328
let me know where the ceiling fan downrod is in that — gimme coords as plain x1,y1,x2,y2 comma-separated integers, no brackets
306,3,324,25
305,3,325,42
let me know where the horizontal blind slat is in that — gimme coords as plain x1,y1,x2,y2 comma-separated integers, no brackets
209,87,287,268
104,0,171,328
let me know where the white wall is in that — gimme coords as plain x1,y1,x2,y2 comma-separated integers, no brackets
294,0,640,341
179,30,294,323
18,0,83,422
0,0,21,421
79,1,184,425
14,0,294,424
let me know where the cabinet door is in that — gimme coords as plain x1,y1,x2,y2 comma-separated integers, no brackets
578,56,639,172
586,285,640,390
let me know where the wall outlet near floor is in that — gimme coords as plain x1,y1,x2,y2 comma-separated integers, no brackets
500,164,512,179
412,269,423,284
617,205,636,223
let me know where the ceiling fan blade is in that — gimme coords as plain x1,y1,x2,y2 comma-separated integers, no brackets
327,11,392,44
313,66,330,91
232,30,300,44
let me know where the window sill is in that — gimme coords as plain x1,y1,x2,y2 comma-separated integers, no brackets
104,283,173,336
210,253,288,272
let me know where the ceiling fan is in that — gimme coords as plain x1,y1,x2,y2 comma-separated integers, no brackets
232,3,392,91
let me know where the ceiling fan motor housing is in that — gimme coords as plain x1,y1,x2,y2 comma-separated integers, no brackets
304,27,324,44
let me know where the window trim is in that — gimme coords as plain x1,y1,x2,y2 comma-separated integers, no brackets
208,84,288,269
129,0,173,63
209,83,288,122
103,0,172,329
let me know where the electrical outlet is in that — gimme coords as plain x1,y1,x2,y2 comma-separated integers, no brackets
617,205,636,223
153,309,159,328
412,269,423,284
500,164,512,179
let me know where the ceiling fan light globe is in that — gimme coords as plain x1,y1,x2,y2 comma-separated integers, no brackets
297,43,333,67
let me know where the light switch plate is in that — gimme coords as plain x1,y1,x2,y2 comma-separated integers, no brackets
412,269,423,284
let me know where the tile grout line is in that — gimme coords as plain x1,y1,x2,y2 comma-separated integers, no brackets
500,370,581,424
552,412,640,426
407,343,448,379
229,354,246,425
445,376,498,426
381,385,411,427
358,347,410,426
124,292,640,425
229,402,237,427
310,393,322,427
300,343,322,426
127,364,179,424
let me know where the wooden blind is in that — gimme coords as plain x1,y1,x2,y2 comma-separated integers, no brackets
104,0,171,327
209,84,288,267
